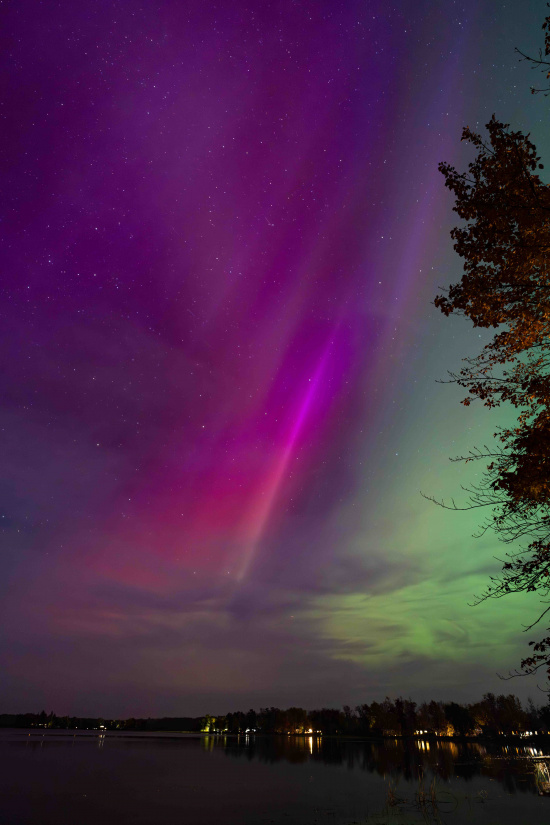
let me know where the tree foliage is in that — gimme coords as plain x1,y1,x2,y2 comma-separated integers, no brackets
432,14,550,679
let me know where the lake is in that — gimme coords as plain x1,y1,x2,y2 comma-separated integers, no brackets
1,729,549,824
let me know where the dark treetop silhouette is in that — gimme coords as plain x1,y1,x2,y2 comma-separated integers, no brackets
432,13,550,680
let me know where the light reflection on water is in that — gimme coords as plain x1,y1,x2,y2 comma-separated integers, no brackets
2,730,550,824
210,733,550,798
205,732,532,770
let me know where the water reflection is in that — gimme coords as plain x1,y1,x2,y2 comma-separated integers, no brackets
8,729,550,802
215,734,550,795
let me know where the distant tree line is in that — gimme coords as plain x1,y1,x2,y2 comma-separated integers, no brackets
0,711,202,732
203,694,549,737
3,693,550,737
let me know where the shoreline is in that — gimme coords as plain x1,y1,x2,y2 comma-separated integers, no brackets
4,727,550,746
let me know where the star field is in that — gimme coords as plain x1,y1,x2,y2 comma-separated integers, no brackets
1,0,549,715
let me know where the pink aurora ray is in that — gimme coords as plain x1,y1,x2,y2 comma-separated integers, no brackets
0,0,499,711
235,334,338,580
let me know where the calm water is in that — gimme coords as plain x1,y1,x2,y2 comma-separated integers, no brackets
1,729,549,824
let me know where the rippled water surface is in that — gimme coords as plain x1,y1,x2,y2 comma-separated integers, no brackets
1,729,549,824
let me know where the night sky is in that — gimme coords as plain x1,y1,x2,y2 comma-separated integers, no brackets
2,0,549,717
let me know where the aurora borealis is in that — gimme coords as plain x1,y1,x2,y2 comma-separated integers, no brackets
2,0,549,715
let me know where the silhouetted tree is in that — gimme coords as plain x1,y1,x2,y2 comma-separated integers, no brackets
444,702,475,736
431,11,550,679
394,698,417,735
355,703,372,734
245,708,257,730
